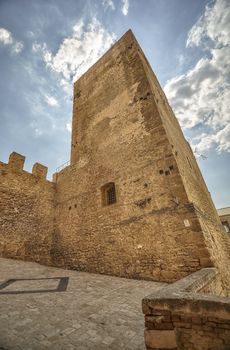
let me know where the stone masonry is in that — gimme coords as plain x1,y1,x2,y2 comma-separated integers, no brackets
0,30,230,289
143,268,230,349
0,152,55,265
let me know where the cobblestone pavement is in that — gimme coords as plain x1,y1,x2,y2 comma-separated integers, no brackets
0,258,166,350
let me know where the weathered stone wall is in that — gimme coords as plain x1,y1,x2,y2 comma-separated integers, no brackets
134,33,230,288
143,268,230,350
53,165,211,282
0,152,55,265
52,30,212,282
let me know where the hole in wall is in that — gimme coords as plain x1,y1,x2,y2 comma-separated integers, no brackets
75,90,81,98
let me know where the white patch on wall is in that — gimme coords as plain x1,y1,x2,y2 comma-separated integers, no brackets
184,219,190,227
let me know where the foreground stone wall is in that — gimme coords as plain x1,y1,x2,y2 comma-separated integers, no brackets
143,268,230,350
0,152,55,265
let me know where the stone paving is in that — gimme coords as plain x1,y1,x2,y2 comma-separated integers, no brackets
0,258,166,350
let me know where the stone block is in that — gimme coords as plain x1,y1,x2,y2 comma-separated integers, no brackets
32,163,48,179
8,152,25,170
144,329,177,349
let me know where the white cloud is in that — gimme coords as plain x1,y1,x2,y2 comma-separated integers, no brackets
186,0,230,48
121,0,129,15
164,0,230,154
34,128,43,137
45,95,59,107
59,78,72,95
192,133,215,155
34,18,116,95
0,28,13,45
26,30,35,38
0,27,23,54
13,41,24,54
66,123,72,132
102,0,115,11
191,124,230,155
215,124,230,152
72,19,84,38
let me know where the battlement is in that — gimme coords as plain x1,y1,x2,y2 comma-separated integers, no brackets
8,152,25,170
32,163,48,179
1,152,49,181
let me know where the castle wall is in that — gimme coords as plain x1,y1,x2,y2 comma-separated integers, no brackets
0,153,55,265
52,31,212,282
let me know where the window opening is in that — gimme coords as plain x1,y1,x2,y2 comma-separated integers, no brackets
101,182,116,206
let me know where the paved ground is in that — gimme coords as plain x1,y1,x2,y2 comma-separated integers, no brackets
0,258,166,350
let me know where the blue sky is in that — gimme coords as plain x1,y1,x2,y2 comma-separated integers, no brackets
0,0,229,208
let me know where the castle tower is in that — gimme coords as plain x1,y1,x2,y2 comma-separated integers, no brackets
54,30,230,286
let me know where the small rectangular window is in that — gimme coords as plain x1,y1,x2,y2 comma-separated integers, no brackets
101,182,116,206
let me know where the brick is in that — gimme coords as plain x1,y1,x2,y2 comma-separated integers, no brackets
154,322,174,330
191,317,202,325
151,309,171,316
172,315,181,322
174,322,191,329
216,323,230,330
144,329,177,349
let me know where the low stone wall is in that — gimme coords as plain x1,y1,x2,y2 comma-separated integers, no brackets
142,268,230,350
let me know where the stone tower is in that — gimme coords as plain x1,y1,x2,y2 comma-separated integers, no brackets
53,30,230,286
1,30,230,287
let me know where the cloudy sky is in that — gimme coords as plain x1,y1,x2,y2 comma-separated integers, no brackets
0,0,229,208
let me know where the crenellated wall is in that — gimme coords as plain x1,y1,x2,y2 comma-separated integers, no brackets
0,152,55,265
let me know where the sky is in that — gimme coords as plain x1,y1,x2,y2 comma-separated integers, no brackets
0,0,229,209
